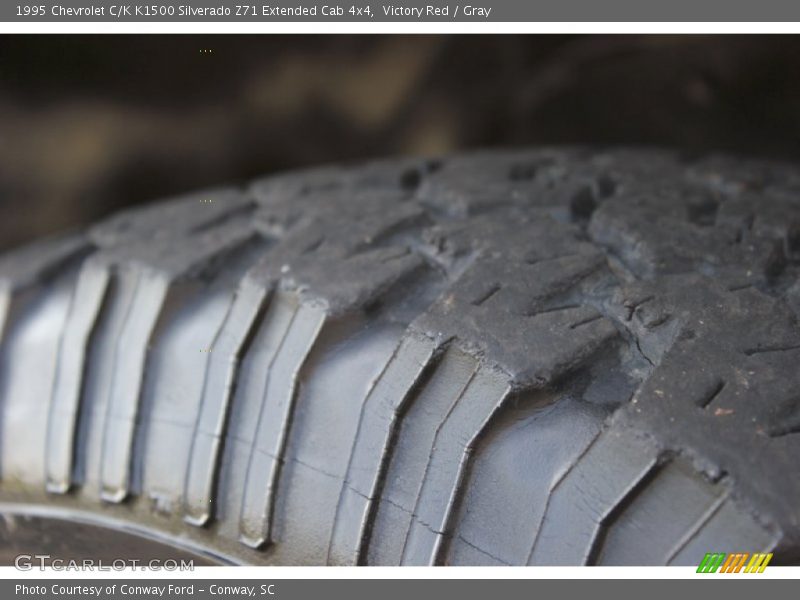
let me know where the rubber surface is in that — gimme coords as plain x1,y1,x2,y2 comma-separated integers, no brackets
1,148,799,565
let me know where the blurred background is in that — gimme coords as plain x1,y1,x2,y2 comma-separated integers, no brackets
2,35,800,251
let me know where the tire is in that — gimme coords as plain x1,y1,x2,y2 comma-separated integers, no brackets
0,148,799,566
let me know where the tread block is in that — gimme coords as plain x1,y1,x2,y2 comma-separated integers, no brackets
45,259,111,493
214,290,299,539
0,273,77,485
447,398,606,566
527,427,658,565
99,271,171,502
266,320,406,565
596,461,727,565
183,276,269,525
0,234,90,342
0,234,89,292
68,223,261,501
73,266,142,493
327,332,440,565
238,303,326,548
668,500,778,566
136,270,259,516
367,347,478,566
400,366,510,565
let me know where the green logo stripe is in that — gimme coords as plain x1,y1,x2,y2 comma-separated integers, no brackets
697,553,726,573
697,553,713,573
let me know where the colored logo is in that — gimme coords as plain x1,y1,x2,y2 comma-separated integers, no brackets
697,552,772,573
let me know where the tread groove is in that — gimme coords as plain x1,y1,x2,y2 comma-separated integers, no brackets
183,279,270,526
326,332,441,565
45,260,112,493
237,294,300,547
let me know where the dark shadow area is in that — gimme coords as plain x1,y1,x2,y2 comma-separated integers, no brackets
0,511,220,565
2,35,800,250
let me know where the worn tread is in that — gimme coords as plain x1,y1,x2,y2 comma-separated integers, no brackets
0,148,798,565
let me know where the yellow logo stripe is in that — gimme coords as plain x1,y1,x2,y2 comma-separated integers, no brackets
758,553,773,573
743,553,773,573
